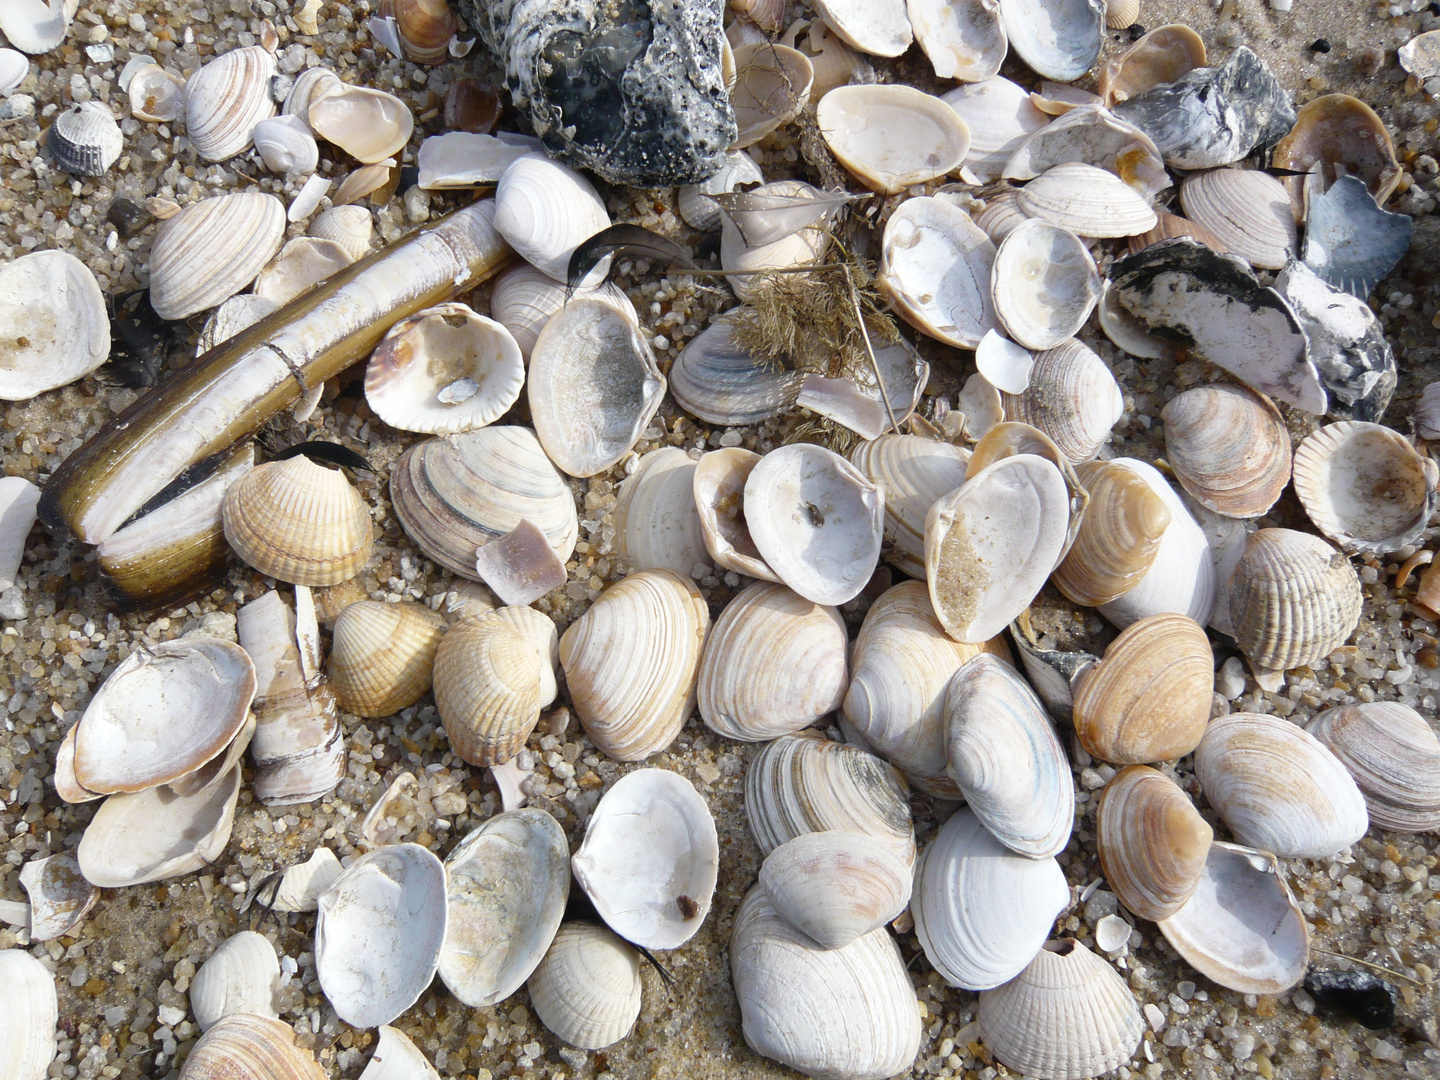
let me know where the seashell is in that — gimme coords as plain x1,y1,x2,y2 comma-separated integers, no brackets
1181,491,1252,638
416,130,528,189
178,1013,327,1080
315,843,448,1029
720,187,830,300
1052,459,1169,606
1272,93,1400,207
875,195,998,351
999,338,1123,463
693,448,780,581
732,0,785,32
911,808,1069,990
1002,103,1169,201
758,832,912,950
1306,703,1440,833
474,520,569,607
0,948,57,1080
183,46,277,162
730,886,921,1080
528,295,665,478
942,77,1048,182
1162,384,1291,518
943,653,1074,857
730,43,814,149
745,732,917,866
1126,208,1231,257
559,569,710,762
911,0,1008,82
488,262,634,364
0,47,29,95
19,854,97,942
197,294,280,355
483,606,559,708
817,84,970,195
148,191,286,320
715,183,860,249
1105,0,1138,28
1017,161,1158,238
333,162,394,206
697,581,848,742
252,114,319,174
778,19,861,103
190,931,280,1032
439,809,570,1006
329,601,447,717
494,152,610,282
972,188,1027,246
794,339,929,441
572,768,718,949
848,434,970,580
1228,528,1361,676
0,250,109,401
1196,712,1368,859
527,922,642,1050
812,0,913,57
1178,168,1296,270
998,0,1105,82
1097,765,1212,922
978,939,1144,1080
253,237,354,306
1098,24,1207,107
308,83,414,165
1096,275,1177,360
744,443,884,607
1302,174,1413,302
1156,842,1309,994
0,0,77,54
1400,28,1440,77
1419,381,1440,441
266,848,342,913
991,219,1100,351
380,0,458,64
307,204,372,262
47,100,121,177
433,613,543,766
222,455,373,586
613,447,708,578
677,150,764,231
359,1026,441,1080
282,67,342,119
1029,80,1104,115
958,373,1005,439
390,426,578,578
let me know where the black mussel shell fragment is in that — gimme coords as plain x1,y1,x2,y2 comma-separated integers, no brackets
1303,969,1395,1029
1302,174,1414,300
106,197,150,239
272,440,374,473
105,289,172,388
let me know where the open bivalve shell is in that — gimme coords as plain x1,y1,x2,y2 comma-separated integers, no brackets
315,843,447,1029
998,338,1123,463
433,612,543,766
670,320,802,427
572,769,718,949
911,0,1008,82
678,150,764,230
1097,765,1212,922
813,0,913,57
182,46,277,162
999,0,1104,81
1301,174,1413,302
692,448,780,582
1097,23,1207,106
1162,384,1291,519
178,1013,326,1080
329,600,446,717
0,49,27,95
359,1026,442,1080
848,434,970,580
439,809,569,1006
1306,703,1440,833
494,152,610,282
189,931,280,1032
729,43,814,149
1052,459,1170,606
1272,93,1400,207
816,84,970,195
758,831,911,950
876,195,998,350
148,191,286,321
0,948,57,1080
488,262,631,363
1016,160,1158,238
942,77,1046,180
992,219,1100,351
613,447,708,578
0,250,109,401
307,83,414,164
1002,103,1169,201
528,922,641,1050
0,0,78,54
1179,168,1297,270
19,854,97,942
978,939,1144,1080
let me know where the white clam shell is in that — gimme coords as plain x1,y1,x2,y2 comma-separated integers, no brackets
1017,161,1159,237
943,78,1047,186
495,152,610,282
998,338,1123,463
998,0,1105,82
189,931,280,1032
911,0,1008,82
613,447,709,578
817,84,971,195
0,949,57,1080
416,131,529,189
678,149,764,231
692,448,781,582
758,831,912,950
1179,168,1297,270
253,236,354,306
1306,702,1440,833
974,187,1030,244
308,83,414,164
252,113,319,174
0,250,109,401
49,100,123,175
359,1026,442,1080
669,319,802,426
848,434,970,580
0,0,77,54
0,48,29,95
183,46,277,162
813,0,913,57
488,262,630,363
991,218,1101,351
1003,102,1169,200
148,191,286,320
267,848,343,912
528,922,642,1050
307,204,373,262
283,66,342,119
18,854,96,943
974,329,1034,394
179,1013,326,1080
876,195,998,350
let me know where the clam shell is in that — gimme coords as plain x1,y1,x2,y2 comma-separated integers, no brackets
148,191,286,320
794,339,929,441
190,931,280,1032
974,187,1029,244
0,250,109,401
999,338,1123,463
817,84,970,195
678,150,764,230
382,0,457,64
944,653,1074,857
1272,93,1400,206
613,447,708,578
999,0,1105,82
692,448,780,582
1126,208,1232,257
439,808,570,1006
0,0,76,54
528,922,642,1050
848,434,971,580
876,195,998,350
416,130,528,188
730,886,921,1080
1195,712,1369,859
1305,703,1440,833
1162,384,1291,518
911,0,1008,82
1002,103,1169,201
813,0,913,57
911,808,1070,990
359,1026,442,1080
758,831,911,950
252,113,319,174
0,49,26,95
991,219,1100,351
329,600,446,717
282,67,342,119
433,613,543,766
494,152,610,282
179,1013,326,1080
183,46,277,162
558,569,710,762
18,854,97,942
941,76,1047,181
978,940,1144,1080
730,43,814,148
668,319,802,426
1097,765,1212,922
1105,0,1138,27
308,83,414,164
1016,161,1158,237
697,581,848,742
49,100,123,175
1178,168,1296,270
1071,613,1213,764
0,948,57,1080
1052,459,1170,606
1097,24,1207,107
720,184,830,300
252,236,354,306
488,262,631,363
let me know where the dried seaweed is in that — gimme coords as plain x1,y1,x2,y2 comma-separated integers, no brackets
781,416,864,457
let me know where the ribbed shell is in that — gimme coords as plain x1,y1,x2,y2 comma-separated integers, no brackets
148,191,286,320
978,940,1144,1080
1195,712,1369,859
222,456,373,586
758,831,911,949
730,886,921,1080
1096,766,1212,922
1072,613,1213,764
1016,162,1158,238
183,46,277,162
1001,103,1169,201
189,931,280,1032
1306,703,1440,832
0,949,57,1080
488,262,630,362
670,320,802,426
527,923,642,1050
1052,459,1170,606
49,101,123,175
697,581,848,742
1179,168,1297,270
1126,208,1232,256
613,447,708,578
1162,384,1291,518
1106,0,1139,28
494,152,610,281
848,434,970,580
178,1013,327,1080
558,570,709,762
389,426,578,579
1228,528,1362,672
487,605,559,708
1000,339,1123,463
329,601,447,717
308,204,373,262
433,614,543,766
876,194,998,350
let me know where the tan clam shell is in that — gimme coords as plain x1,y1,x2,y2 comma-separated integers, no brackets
528,922,642,1050
178,1012,326,1080
328,600,447,717
848,434,971,580
0,948,57,1080
1162,384,1291,518
1272,93,1400,207
758,831,912,950
1098,23,1206,106
1016,161,1158,238
1306,702,1440,832
1105,0,1138,27
730,42,814,148
148,191,286,321
1126,208,1232,256
222,455,374,586
308,204,373,262
433,613,543,766
558,569,710,762
1052,459,1171,606
1072,613,1213,764
182,46,277,162
308,84,415,164
697,581,848,743
485,605,559,709
613,447,708,578
1178,168,1296,270
991,218,1101,351
1097,765,1212,922
692,447,780,582
999,338,1124,463
381,0,457,64
817,84,970,195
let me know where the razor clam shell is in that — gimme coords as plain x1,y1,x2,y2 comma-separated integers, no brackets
848,433,971,580
999,338,1123,463
433,613,543,766
19,854,97,942
528,922,642,1050
941,77,1047,182
49,100,123,176
308,83,414,164
1096,765,1212,922
677,149,764,231
183,46,277,162
0,250,109,401
991,219,1101,351
998,0,1104,81
1306,702,1440,833
1052,458,1170,607
1162,384,1291,519
813,0,913,57
148,191,286,321
758,831,912,950
876,195,998,350
1016,161,1158,238
1302,174,1413,300
692,448,780,582
494,152,610,282
189,931,280,1032
613,447,709,578
668,319,802,427
911,0,1008,82
1179,168,1296,270
328,600,447,717
817,84,971,195
0,949,57,1080
1002,103,1169,201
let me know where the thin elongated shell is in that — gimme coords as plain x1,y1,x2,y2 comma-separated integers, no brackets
329,601,447,717
911,0,1008,82
992,219,1100,351
183,46,277,162
1162,384,1291,518
528,922,642,1050
1098,24,1207,106
494,152,610,281
178,1013,327,1080
942,77,1047,181
0,949,57,1080
1002,104,1169,201
613,447,708,578
433,614,543,766
148,191,286,320
1096,765,1212,922
308,84,414,164
558,570,710,762
189,931,280,1032
978,940,1144,1080
1306,703,1440,832
758,831,911,950
698,581,848,742
1052,459,1169,606
999,339,1123,463
1017,161,1158,238
876,195,998,350
692,448,780,582
848,434,971,580
19,854,97,942
1179,169,1296,270
817,84,970,195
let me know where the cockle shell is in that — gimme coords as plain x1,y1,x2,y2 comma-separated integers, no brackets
697,581,848,742
1162,384,1291,518
148,191,286,320
189,931,280,1032
848,434,970,580
911,0,1008,82
1016,161,1159,238
488,262,631,363
692,448,780,582
558,569,710,762
178,1013,326,1080
49,101,123,175
999,0,1105,82
991,219,1100,351
308,204,373,262
494,152,610,282
1105,0,1138,28
942,77,1047,181
1306,703,1440,833
813,0,913,57
613,447,708,578
18,854,97,942
433,613,543,766
308,84,414,164
484,605,559,708
0,948,57,1080
1051,459,1170,606
1097,23,1207,106
817,84,970,195
1002,103,1169,201
528,922,642,1050
0,251,109,401
876,195,998,350
1178,168,1296,270
252,113,319,174
328,600,447,717
999,338,1123,463
669,320,802,426
183,46,277,162
758,831,912,950
1097,765,1212,922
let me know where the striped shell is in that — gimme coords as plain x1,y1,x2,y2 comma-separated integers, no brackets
1096,765,1212,921
848,435,971,580
179,1013,326,1080
328,601,447,717
757,831,912,949
1016,162,1158,238
0,949,57,1080
148,191,286,320
1052,459,1171,606
1162,384,1291,518
1179,168,1297,270
1000,339,1124,463
183,46,277,162
528,922,641,1050
1306,703,1440,833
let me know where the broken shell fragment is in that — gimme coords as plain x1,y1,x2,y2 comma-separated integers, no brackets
876,195,998,351
328,600,447,718
433,613,543,766
911,0,1008,82
183,46,278,162
1016,161,1158,238
1306,702,1440,833
678,149,764,230
1097,765,1212,922
692,448,780,582
266,848,342,913
253,237,354,307
942,77,1047,180
359,1026,441,1080
1272,93,1400,206
1002,104,1170,201
0,948,57,1080
998,0,1105,82
475,519,569,606
0,250,109,401
147,191,286,320
19,854,97,942
528,922,642,1050
991,219,1101,351
817,84,970,195
49,101,123,176
758,831,911,950
1179,168,1296,270
308,83,415,164
1303,174,1413,301
1162,384,1291,518
189,931,280,1032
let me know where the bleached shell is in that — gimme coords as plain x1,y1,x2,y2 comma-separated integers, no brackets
992,219,1100,351
1097,766,1212,922
494,153,610,282
49,100,123,175
489,262,634,363
1072,613,1213,764
128,64,185,123
942,77,1047,181
0,250,109,401
1097,275,1176,360
1179,168,1296,270
730,886,921,1080
19,854,96,942
558,569,710,762
978,940,1144,1080
678,150,765,230
911,808,1069,990
817,84,970,195
307,83,414,164
178,1013,328,1080
1195,712,1368,859
974,187,1030,244
848,434,971,580
1002,103,1169,201
0,948,57,1080
1162,384,1291,518
744,443,883,607
999,0,1105,82
390,426,578,578
528,295,665,477
253,237,353,306
0,0,77,54
182,46,277,162
759,832,911,950
720,216,829,301
925,453,1070,643
527,922,642,1050
0,48,28,95
813,0,913,57
433,614,543,766
944,653,1074,857
876,195,998,351
1052,459,1170,606
439,809,569,1006
1098,23,1207,106
692,448,781,581
745,732,917,867
1156,842,1309,994
329,600,447,717
416,130,527,189
252,114,319,174
267,848,342,913
148,191,286,320
999,338,1122,463
613,447,708,578
1306,703,1440,832
730,43,814,149
190,931,280,1032
282,66,341,119
1017,161,1158,237
359,1026,441,1080
795,339,929,441
698,581,848,742
911,0,1007,82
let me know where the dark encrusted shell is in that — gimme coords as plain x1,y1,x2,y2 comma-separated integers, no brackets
1302,174,1414,301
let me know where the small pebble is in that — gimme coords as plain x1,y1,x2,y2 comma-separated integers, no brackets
1128,24,1147,39
1310,39,1332,52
